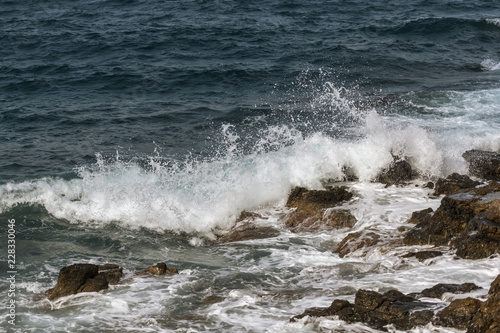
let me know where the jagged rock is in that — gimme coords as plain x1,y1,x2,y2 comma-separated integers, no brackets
290,209,356,232
78,274,108,293
414,283,481,299
430,274,500,332
407,208,433,224
217,222,280,242
136,262,179,276
285,186,355,232
376,159,415,186
434,173,481,195
433,297,483,330
235,211,265,223
402,250,442,261
403,182,500,259
291,289,434,331
463,150,500,181
98,264,123,285
469,274,500,332
48,263,123,300
333,230,380,258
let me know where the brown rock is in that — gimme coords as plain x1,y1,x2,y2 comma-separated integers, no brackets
235,211,265,223
49,264,98,300
217,222,280,243
402,250,442,261
136,262,179,276
97,264,123,285
433,297,482,330
291,288,434,331
333,230,380,258
403,182,500,259
469,274,500,333
78,274,109,293
463,150,500,181
376,159,415,186
415,283,482,299
434,173,481,196
407,208,433,224
48,263,123,300
285,186,355,232
203,295,225,305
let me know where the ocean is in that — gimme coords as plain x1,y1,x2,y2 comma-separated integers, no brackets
1,0,500,332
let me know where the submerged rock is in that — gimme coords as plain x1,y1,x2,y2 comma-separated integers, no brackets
413,283,481,299
463,150,500,181
285,186,355,232
202,295,225,305
376,159,415,186
333,230,381,258
433,173,481,196
402,250,443,262
217,222,280,243
48,263,123,300
216,210,280,243
403,182,500,259
136,262,179,276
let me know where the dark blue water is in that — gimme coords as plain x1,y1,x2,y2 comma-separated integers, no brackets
2,1,500,332
2,0,500,181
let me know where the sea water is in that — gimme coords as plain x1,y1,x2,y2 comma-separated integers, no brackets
1,1,500,332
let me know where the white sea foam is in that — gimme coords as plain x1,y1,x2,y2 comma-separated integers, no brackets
0,113,449,235
2,86,500,237
486,18,500,27
1,100,495,237
481,58,500,71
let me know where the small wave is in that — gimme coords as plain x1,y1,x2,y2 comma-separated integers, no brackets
486,18,500,27
480,58,500,71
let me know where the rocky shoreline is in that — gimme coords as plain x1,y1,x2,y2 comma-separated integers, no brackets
44,149,500,332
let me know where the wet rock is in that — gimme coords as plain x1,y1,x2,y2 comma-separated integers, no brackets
407,208,433,224
333,230,380,258
403,182,500,259
290,209,356,232
202,295,225,305
78,274,109,293
97,264,123,285
291,289,434,331
376,159,415,186
217,210,279,243
136,262,179,276
48,263,123,300
469,274,500,333
433,297,482,330
285,186,355,232
402,250,442,261
217,222,280,242
235,211,265,223
434,173,481,196
414,283,481,299
463,150,500,181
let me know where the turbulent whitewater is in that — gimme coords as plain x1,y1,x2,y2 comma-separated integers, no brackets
1,0,500,332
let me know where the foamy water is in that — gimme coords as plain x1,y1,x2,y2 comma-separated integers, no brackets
2,87,500,332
